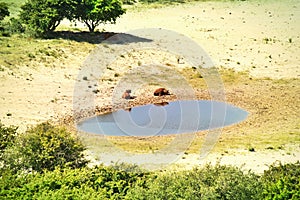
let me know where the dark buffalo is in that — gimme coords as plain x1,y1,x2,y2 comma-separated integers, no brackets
153,88,170,96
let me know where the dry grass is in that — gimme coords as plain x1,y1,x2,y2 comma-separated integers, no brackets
0,35,94,71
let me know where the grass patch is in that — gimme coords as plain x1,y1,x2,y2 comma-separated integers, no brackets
0,34,94,70
180,67,207,88
211,130,300,154
79,132,175,154
107,136,175,153
180,66,251,89
218,67,251,85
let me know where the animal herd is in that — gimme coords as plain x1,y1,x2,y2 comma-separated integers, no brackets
122,87,170,99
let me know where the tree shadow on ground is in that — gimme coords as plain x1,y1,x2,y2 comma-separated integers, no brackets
46,31,153,44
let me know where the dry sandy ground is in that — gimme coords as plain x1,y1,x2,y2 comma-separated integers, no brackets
102,0,300,78
0,0,299,172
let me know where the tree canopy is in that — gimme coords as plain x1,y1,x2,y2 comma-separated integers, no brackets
18,0,125,36
19,0,77,36
74,0,125,32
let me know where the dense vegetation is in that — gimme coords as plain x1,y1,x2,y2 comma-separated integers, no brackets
0,0,125,37
0,123,299,199
0,122,88,174
0,2,9,21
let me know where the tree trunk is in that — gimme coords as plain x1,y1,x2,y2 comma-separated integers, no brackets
84,21,95,32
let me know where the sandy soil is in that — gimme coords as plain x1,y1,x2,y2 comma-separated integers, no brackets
102,0,300,78
0,0,299,172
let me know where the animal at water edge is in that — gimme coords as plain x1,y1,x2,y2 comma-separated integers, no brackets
154,102,169,106
122,89,132,99
153,88,170,96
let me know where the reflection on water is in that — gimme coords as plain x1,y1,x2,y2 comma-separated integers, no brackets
77,100,248,136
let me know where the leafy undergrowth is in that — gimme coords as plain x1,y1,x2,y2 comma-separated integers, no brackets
1,123,299,199
1,161,299,200
261,162,300,200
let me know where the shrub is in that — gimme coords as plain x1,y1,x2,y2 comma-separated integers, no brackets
2,122,88,173
0,17,25,36
0,2,9,21
0,122,18,159
127,164,263,199
1,161,300,199
0,2,10,35
0,165,149,200
261,161,300,200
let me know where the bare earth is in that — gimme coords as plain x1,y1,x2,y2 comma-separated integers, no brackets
1,0,299,173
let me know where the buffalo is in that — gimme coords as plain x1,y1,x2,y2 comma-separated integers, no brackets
153,88,170,96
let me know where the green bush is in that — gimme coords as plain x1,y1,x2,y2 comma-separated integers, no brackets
0,2,10,35
2,122,88,173
127,164,263,200
0,122,18,158
1,159,300,199
261,161,300,200
0,17,25,36
0,2,9,21
0,165,149,200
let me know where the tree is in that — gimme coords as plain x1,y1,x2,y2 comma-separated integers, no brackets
19,0,77,36
0,2,9,21
2,122,88,173
75,0,125,32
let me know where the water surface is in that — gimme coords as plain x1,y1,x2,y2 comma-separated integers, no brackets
77,100,248,136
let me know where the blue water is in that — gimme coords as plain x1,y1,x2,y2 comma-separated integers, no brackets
77,100,248,136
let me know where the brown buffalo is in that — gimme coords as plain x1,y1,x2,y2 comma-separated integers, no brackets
153,88,170,96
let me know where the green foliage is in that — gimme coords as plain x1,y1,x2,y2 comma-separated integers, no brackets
0,165,149,200
0,2,9,21
2,122,88,173
1,159,300,200
127,164,263,200
0,1,10,35
18,0,125,35
74,0,126,32
0,17,25,36
19,0,77,36
0,122,18,158
261,161,300,200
